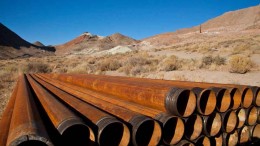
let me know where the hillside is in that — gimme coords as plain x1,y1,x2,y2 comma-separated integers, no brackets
0,23,55,59
141,5,260,48
55,32,138,55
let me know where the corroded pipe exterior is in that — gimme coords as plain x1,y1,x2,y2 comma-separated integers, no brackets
38,74,183,145
43,73,197,117
0,80,18,146
6,75,53,146
34,74,162,146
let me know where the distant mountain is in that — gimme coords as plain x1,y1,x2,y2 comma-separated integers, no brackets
142,5,260,48
0,23,55,59
55,32,138,54
33,41,45,47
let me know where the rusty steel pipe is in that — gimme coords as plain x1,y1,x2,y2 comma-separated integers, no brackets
6,75,53,146
0,80,18,146
237,126,250,145
249,124,260,143
245,105,258,126
183,114,203,141
192,135,211,146
33,75,162,146
220,109,238,133
202,112,222,137
192,87,216,115
27,75,95,145
30,74,130,146
222,131,238,146
37,74,184,145
43,73,197,117
210,133,223,146
251,86,260,107
50,73,240,111
235,107,246,128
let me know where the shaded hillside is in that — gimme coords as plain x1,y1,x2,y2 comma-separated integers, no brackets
0,23,55,59
55,32,138,54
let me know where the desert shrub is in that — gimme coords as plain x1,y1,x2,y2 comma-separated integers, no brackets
228,55,252,74
159,55,181,71
202,55,213,65
97,59,122,71
202,55,226,66
213,55,226,65
130,66,148,76
125,56,152,66
23,62,52,73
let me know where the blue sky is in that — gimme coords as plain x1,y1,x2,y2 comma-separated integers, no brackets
1,0,259,45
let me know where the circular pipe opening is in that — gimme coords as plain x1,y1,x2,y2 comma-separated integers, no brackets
97,119,125,146
256,90,260,106
18,141,48,146
216,89,231,113
195,136,211,146
184,115,203,140
212,134,223,146
230,88,242,110
198,89,216,115
226,131,238,146
242,88,253,108
62,124,95,146
251,124,260,140
162,116,184,145
247,106,258,126
134,119,161,146
236,108,246,128
238,126,250,144
176,90,196,117
222,110,238,133
204,112,222,137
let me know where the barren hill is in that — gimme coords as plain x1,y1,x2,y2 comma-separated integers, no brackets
142,5,260,48
55,32,138,55
33,41,45,47
0,23,55,59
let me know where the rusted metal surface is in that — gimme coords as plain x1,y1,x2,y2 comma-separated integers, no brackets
183,114,203,141
38,74,183,145
34,74,162,146
26,75,95,145
220,109,238,133
251,86,260,107
1,73,259,146
237,126,250,144
235,107,246,128
249,124,260,143
245,105,258,126
43,73,197,117
6,75,53,146
192,135,211,146
202,112,222,137
30,74,129,146
192,87,216,115
0,79,18,146
222,131,238,146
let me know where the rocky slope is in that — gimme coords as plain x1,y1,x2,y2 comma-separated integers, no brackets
55,32,138,55
141,5,260,48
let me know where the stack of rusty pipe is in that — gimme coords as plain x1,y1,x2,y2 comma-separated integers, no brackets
0,74,259,146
